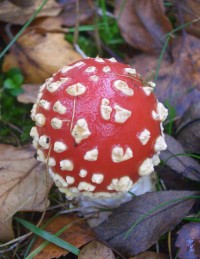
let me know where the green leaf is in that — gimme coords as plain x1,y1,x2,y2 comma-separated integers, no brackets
6,68,24,86
3,78,17,90
12,73,24,86
10,87,24,96
6,67,21,77
15,217,80,256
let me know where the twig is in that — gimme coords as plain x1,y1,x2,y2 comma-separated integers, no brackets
96,8,115,18
0,233,31,249
74,44,87,58
5,23,13,41
0,119,23,134
0,242,19,254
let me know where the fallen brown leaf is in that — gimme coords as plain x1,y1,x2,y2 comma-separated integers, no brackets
0,0,61,24
30,1,94,34
176,222,200,259
0,144,53,242
95,191,196,256
130,251,168,259
3,30,82,83
58,0,94,28
130,35,200,116
176,0,200,38
78,240,115,259
160,134,200,182
115,0,172,53
30,17,68,34
176,102,200,154
30,214,96,259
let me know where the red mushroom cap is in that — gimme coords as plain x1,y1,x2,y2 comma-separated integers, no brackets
30,57,168,199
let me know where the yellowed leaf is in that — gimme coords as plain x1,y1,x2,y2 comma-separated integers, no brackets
3,31,82,83
0,144,53,242
30,17,68,33
0,0,61,24
31,214,96,259
78,240,115,259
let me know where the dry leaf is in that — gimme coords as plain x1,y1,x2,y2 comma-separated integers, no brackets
0,144,53,242
30,1,94,34
130,251,168,259
3,30,82,83
30,17,68,34
30,214,96,259
95,191,196,256
0,0,61,24
17,84,40,103
8,0,35,7
58,0,94,27
160,134,200,182
78,240,115,259
175,0,200,38
130,35,200,116
176,222,200,259
115,0,172,53
176,102,200,154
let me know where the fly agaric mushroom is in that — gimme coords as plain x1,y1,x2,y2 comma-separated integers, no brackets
30,57,168,220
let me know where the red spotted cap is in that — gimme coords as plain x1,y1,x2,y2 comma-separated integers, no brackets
30,57,168,199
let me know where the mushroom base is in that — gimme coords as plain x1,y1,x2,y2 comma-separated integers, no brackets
56,173,156,227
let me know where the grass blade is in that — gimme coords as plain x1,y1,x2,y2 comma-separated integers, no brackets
0,0,48,59
125,195,200,239
15,217,80,256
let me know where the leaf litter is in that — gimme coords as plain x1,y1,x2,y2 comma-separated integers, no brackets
30,214,96,259
115,0,173,53
0,144,53,242
0,0,200,257
176,222,200,259
78,240,115,259
3,30,82,83
130,251,168,259
94,191,197,256
160,134,200,182
0,0,61,25
176,102,200,154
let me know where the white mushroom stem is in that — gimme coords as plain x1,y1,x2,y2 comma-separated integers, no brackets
74,174,156,227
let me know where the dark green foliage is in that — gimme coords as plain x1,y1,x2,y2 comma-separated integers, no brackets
65,33,98,57
3,68,24,96
0,68,33,144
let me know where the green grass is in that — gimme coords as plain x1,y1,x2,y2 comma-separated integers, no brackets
65,0,125,58
15,217,80,257
65,33,98,57
164,100,176,135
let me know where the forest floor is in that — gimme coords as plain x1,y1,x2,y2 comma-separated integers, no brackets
0,1,200,258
